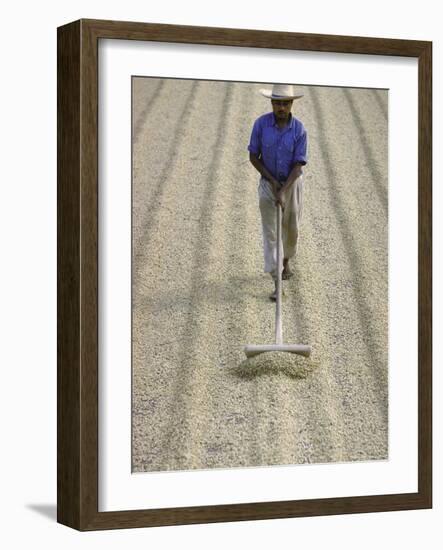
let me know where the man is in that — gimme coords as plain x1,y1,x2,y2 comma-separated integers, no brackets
248,83,308,300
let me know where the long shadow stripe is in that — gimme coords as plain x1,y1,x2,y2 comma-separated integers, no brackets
132,78,165,143
342,88,388,214
289,263,340,462
217,87,259,467
132,80,200,277
158,82,236,466
371,89,388,122
193,85,266,469
309,87,388,416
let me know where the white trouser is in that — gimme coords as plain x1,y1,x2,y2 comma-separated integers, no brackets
258,175,304,279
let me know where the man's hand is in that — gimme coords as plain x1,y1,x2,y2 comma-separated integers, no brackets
248,153,287,209
275,186,286,210
268,178,278,198
271,181,284,209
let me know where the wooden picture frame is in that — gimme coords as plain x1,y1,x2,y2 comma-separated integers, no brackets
57,18,432,530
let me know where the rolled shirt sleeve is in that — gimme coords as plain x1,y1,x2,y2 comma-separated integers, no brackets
293,128,308,166
248,119,261,156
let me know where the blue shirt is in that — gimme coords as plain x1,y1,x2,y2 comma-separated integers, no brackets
248,112,308,181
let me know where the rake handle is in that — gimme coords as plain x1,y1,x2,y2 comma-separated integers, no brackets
275,202,283,345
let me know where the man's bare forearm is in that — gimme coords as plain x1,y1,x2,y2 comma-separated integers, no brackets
249,153,279,192
280,163,303,193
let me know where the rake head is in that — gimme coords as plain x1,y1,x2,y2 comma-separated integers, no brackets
244,344,312,358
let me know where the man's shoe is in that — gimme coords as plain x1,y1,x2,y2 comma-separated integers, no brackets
269,284,286,301
282,268,293,280
282,259,293,280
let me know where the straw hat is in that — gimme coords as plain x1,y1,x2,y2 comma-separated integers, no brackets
260,83,303,100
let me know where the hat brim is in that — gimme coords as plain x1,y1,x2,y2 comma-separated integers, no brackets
260,88,303,100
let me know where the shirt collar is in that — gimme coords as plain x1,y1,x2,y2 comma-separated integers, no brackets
272,112,294,128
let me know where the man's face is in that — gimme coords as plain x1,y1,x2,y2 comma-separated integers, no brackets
271,99,293,122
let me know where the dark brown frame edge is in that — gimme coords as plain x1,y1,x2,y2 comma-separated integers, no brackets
57,18,432,531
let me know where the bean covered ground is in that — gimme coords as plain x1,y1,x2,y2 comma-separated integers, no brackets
131,78,388,472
